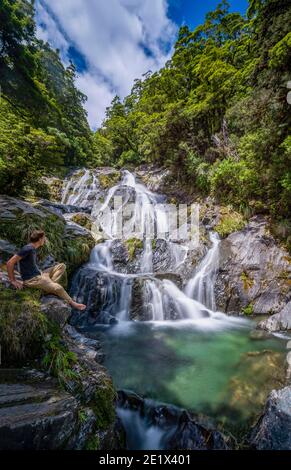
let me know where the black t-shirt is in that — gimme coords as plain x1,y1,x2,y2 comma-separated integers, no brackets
17,244,41,281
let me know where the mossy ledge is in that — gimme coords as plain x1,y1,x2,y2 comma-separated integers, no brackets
0,195,95,275
0,195,122,450
0,283,122,450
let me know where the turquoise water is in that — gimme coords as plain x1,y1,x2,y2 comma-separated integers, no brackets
92,319,287,432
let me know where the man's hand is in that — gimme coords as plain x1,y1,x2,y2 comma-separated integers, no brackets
11,280,23,289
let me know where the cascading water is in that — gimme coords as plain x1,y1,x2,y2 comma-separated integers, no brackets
60,167,286,451
67,169,236,324
62,169,99,207
185,232,220,311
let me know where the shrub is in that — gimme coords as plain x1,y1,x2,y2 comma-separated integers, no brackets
215,206,246,237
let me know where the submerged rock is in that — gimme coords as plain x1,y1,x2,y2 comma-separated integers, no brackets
215,216,291,315
249,386,291,450
166,411,232,450
224,350,286,421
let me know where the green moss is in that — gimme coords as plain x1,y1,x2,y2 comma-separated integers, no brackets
0,201,94,276
0,286,47,364
71,213,92,230
0,205,65,262
63,237,95,275
85,434,100,451
125,237,143,260
241,271,254,290
91,375,116,430
242,303,254,316
215,206,246,237
98,172,120,189
78,409,87,424
42,321,78,385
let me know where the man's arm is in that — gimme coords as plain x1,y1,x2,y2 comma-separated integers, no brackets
7,255,23,289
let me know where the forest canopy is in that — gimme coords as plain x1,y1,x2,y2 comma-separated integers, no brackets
0,0,93,194
94,0,291,220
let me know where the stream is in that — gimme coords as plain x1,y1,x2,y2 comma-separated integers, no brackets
62,169,286,449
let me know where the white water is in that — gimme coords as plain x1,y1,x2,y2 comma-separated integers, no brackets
62,169,99,207
117,407,165,450
65,169,247,327
185,232,220,310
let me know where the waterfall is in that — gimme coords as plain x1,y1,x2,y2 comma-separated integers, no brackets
64,168,230,325
185,232,220,311
62,169,98,207
117,406,166,450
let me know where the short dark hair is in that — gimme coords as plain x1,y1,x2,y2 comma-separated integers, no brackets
30,230,45,243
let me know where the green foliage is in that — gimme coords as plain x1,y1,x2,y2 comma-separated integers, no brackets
0,201,95,274
215,206,246,237
92,375,116,430
93,0,291,231
0,285,46,364
0,1,95,195
98,171,120,189
42,322,78,385
71,213,92,230
85,434,100,451
242,303,254,316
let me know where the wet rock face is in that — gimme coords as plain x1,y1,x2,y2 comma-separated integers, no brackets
70,266,121,326
215,216,291,315
38,200,91,216
117,390,232,450
249,386,291,450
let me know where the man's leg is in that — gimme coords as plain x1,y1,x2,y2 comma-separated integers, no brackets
24,274,86,310
46,263,66,283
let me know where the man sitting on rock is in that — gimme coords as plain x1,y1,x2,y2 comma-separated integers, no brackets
7,229,86,311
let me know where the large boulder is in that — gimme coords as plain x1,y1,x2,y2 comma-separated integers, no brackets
249,386,291,450
0,195,95,275
257,301,291,332
40,296,71,328
215,216,291,315
0,239,18,264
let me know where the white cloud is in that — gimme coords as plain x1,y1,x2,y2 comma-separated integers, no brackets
75,72,115,129
35,0,177,128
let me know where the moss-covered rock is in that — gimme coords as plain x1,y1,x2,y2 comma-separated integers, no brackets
0,285,47,365
98,171,120,189
70,212,92,230
125,237,143,261
0,195,95,275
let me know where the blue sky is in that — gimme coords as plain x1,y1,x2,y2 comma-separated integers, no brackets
35,1,249,129
168,0,248,29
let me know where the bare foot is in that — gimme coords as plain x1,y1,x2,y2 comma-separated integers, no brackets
71,301,87,311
